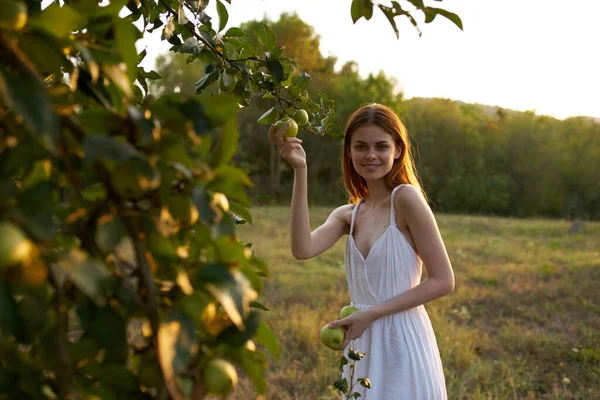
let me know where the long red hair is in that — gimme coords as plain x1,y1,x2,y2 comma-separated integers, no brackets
342,103,427,204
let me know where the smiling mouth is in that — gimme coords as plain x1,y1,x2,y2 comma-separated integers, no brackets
363,164,382,167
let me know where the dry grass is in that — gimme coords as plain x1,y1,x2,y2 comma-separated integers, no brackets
230,207,599,400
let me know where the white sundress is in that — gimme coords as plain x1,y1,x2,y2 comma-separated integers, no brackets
342,184,447,399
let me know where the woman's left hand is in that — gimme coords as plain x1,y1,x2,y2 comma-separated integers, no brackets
328,311,375,350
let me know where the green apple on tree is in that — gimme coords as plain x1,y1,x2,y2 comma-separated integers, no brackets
274,117,299,138
291,109,309,126
0,222,33,270
320,323,345,350
203,358,238,395
0,1,27,31
339,305,360,320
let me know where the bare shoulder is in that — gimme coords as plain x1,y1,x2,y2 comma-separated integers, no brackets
393,184,428,210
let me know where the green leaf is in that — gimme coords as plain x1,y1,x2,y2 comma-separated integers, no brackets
217,310,261,347
351,0,373,23
406,0,424,8
257,107,278,125
209,116,239,167
338,356,351,372
141,70,162,80
353,393,362,398
95,216,125,254
195,71,218,94
157,311,198,391
254,28,266,47
225,27,245,37
348,348,363,361
29,3,86,38
137,48,147,64
249,300,269,311
334,378,349,394
0,67,60,151
213,165,253,186
114,19,140,83
18,32,70,77
378,4,400,39
255,322,280,358
229,202,253,224
193,265,253,331
266,59,284,83
82,135,139,163
292,72,311,92
54,249,110,306
263,23,276,51
216,0,228,32
423,7,463,30
239,39,256,59
250,256,269,278
227,347,267,393
192,185,217,225
198,29,215,47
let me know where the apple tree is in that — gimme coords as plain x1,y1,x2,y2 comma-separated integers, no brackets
0,0,460,398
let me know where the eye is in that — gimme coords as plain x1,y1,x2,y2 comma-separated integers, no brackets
377,145,389,150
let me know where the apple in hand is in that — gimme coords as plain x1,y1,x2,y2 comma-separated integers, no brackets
274,117,299,138
320,323,344,350
338,305,360,320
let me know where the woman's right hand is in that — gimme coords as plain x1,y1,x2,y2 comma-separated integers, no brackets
269,122,307,170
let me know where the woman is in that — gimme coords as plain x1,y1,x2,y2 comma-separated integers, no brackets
269,103,454,399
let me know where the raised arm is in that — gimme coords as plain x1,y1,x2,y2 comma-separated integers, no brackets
269,123,349,260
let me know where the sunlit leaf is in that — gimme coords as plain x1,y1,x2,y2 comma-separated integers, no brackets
29,3,86,38
114,18,140,83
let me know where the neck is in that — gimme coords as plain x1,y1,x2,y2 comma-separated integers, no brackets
364,180,391,205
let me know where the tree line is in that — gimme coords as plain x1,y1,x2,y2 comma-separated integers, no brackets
153,13,599,220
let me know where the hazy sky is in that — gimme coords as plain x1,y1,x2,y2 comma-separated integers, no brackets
137,0,600,120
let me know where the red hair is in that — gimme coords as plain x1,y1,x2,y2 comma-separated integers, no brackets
341,103,427,204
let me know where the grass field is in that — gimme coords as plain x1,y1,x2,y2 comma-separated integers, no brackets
232,206,599,400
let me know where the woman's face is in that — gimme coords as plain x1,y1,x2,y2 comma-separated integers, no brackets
349,124,400,181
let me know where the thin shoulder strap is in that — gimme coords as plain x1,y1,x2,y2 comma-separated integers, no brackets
349,199,363,236
389,185,405,226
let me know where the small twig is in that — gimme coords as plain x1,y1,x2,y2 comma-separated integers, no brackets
123,218,159,334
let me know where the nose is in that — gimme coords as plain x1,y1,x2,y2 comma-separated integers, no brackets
365,149,377,159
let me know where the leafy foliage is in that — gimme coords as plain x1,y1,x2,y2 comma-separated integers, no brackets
0,0,461,398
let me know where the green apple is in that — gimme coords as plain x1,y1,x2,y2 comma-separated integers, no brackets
338,305,360,320
291,109,309,126
0,1,27,31
0,222,33,270
218,71,237,92
203,358,238,395
274,117,299,138
320,323,344,350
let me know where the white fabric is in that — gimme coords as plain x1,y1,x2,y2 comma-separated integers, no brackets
342,184,447,399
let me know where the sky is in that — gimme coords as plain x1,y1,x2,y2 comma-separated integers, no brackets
136,0,600,120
